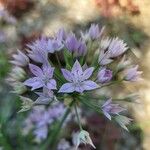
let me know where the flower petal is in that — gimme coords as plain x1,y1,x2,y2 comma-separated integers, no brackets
71,60,83,75
29,64,43,77
102,99,112,107
74,85,84,93
82,80,99,91
58,83,75,93
82,67,94,81
43,64,54,78
103,111,111,120
61,69,73,82
24,77,43,90
47,79,57,90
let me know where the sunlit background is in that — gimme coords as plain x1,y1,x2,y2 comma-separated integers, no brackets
0,0,150,149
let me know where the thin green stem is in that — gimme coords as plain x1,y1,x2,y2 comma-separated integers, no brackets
55,53,61,68
79,97,102,114
96,80,123,90
41,100,75,150
74,104,83,130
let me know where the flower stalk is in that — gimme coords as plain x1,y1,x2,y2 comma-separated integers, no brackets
74,103,83,131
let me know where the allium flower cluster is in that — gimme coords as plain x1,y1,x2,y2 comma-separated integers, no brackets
9,24,142,149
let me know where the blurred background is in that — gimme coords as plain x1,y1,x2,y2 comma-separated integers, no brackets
0,0,150,149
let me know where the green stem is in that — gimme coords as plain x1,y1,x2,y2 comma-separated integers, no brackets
79,97,102,114
74,104,83,130
96,80,123,90
55,53,61,68
41,100,74,150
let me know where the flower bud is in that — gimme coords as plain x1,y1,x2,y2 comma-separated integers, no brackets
97,68,112,83
10,67,26,81
18,96,34,113
115,115,132,131
123,65,142,82
75,130,96,150
117,56,130,71
12,82,27,94
11,50,29,67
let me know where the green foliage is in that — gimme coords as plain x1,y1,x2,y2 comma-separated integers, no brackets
0,45,10,79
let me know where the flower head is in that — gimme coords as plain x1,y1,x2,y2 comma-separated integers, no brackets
88,24,104,40
24,64,56,90
65,34,87,56
50,39,64,52
27,37,63,63
27,37,49,64
102,98,126,120
65,33,79,52
107,37,128,58
124,65,142,81
75,130,96,150
81,24,104,41
97,68,112,83
59,60,99,93
10,50,29,67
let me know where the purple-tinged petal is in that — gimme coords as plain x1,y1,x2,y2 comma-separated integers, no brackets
102,98,112,107
103,111,111,120
102,99,125,120
34,126,48,142
99,49,113,65
61,69,73,82
97,68,112,83
42,65,54,78
77,41,87,56
35,88,54,104
65,33,79,52
29,64,43,77
47,79,57,90
58,83,75,93
82,63,88,71
28,49,48,64
89,24,100,40
74,85,84,93
110,105,126,114
71,60,83,75
51,39,64,51
24,77,43,90
82,67,94,81
12,50,29,66
124,65,142,82
30,82,43,91
56,28,66,41
108,37,128,58
82,80,99,91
